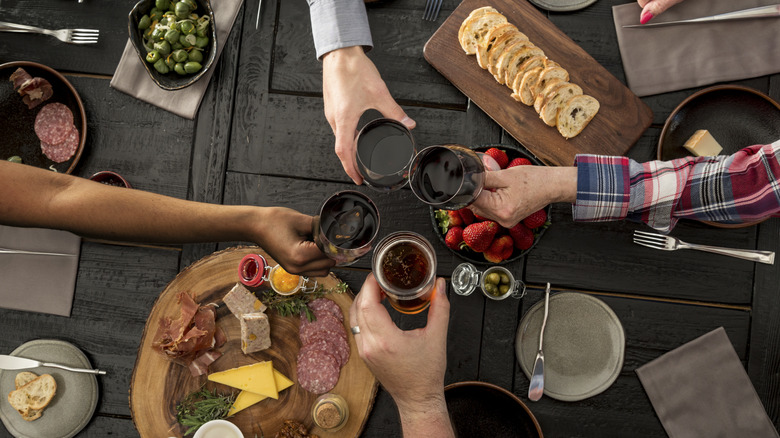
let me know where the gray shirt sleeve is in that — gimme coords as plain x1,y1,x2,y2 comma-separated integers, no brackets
308,0,374,60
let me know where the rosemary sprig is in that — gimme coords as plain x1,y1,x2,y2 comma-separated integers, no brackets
176,387,236,436
260,281,349,321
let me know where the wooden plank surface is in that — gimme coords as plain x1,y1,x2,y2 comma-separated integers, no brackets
423,0,653,166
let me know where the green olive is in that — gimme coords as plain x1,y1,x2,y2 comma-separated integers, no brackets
172,49,188,63
195,36,208,48
171,41,183,51
153,40,171,56
183,0,197,10
155,0,169,10
188,49,203,63
195,17,209,37
184,61,202,74
153,58,170,74
484,283,498,296
499,285,510,295
499,273,510,285
138,14,151,30
149,8,162,21
174,62,187,75
164,29,180,44
7,156,22,163
165,55,176,69
485,272,500,285
145,50,161,63
150,27,166,41
175,1,192,19
143,27,154,39
179,20,195,35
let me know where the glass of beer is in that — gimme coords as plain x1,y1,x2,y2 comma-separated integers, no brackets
372,231,437,314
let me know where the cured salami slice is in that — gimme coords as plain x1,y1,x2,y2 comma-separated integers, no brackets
34,103,74,145
40,124,79,163
299,313,347,345
305,330,350,368
296,349,340,394
307,298,344,322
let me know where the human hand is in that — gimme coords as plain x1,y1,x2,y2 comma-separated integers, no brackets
322,46,416,185
252,207,335,277
470,165,577,228
349,275,451,424
637,0,686,24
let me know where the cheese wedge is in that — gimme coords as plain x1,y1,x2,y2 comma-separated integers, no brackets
683,130,723,156
208,361,278,399
228,368,294,416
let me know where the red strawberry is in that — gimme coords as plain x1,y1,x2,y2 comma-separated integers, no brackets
484,148,509,169
523,209,548,229
458,208,476,225
462,221,499,252
508,223,534,250
445,226,464,250
447,210,464,227
474,213,490,222
484,235,514,263
507,157,532,168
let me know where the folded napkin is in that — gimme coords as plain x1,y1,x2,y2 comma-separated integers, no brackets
613,0,780,97
0,226,81,317
110,0,244,119
636,327,779,438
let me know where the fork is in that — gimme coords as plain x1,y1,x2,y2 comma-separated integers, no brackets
423,0,443,21
0,21,99,44
633,230,775,265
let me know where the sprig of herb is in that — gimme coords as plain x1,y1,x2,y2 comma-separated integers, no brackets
175,387,236,436
261,281,349,322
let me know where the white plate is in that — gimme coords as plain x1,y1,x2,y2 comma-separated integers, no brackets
528,0,597,12
516,292,625,401
0,339,99,438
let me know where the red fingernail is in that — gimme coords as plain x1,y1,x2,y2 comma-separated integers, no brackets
640,11,654,24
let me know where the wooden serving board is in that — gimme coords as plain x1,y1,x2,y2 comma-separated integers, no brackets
423,0,653,166
130,246,377,437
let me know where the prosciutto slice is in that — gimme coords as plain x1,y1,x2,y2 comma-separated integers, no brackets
10,68,53,109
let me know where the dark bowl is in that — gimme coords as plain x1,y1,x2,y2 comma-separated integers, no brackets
430,143,552,265
445,381,543,438
90,171,132,188
128,0,217,91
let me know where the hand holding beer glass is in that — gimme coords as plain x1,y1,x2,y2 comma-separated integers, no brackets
371,231,438,314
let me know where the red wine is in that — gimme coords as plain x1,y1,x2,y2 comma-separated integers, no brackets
357,120,414,190
320,192,378,249
410,145,485,209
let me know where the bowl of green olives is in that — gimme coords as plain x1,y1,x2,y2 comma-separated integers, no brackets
128,0,217,90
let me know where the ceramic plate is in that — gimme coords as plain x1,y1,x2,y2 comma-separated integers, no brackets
516,292,624,401
0,61,86,174
0,339,99,438
445,381,543,437
528,0,597,12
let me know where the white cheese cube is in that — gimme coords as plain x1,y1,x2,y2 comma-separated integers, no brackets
683,130,723,157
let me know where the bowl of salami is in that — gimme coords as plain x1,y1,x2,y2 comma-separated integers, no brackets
0,61,86,173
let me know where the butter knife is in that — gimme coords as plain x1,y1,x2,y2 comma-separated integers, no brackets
0,355,106,375
528,283,550,402
623,4,780,28
0,248,75,257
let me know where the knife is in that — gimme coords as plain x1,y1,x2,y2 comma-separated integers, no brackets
528,283,550,402
0,355,106,375
0,248,76,257
623,4,780,28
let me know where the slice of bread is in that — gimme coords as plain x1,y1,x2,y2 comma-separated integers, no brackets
510,55,547,95
540,82,583,126
486,32,528,75
522,66,569,105
493,40,534,84
556,94,600,139
502,46,545,87
458,6,499,46
532,78,565,113
8,373,57,418
15,372,38,389
460,12,507,55
477,23,517,69
516,67,544,106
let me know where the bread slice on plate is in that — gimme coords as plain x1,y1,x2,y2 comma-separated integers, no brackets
458,6,499,45
8,373,56,421
533,78,566,113
557,94,600,139
477,23,518,69
502,45,545,87
539,82,583,126
460,12,507,55
522,65,569,105
486,32,528,75
493,40,534,84
14,372,38,390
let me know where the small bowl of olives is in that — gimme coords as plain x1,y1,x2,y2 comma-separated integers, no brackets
128,0,217,90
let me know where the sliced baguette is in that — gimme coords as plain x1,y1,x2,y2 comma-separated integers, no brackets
509,55,546,95
15,372,38,390
486,32,528,75
458,6,499,46
493,40,534,84
532,78,565,113
502,46,545,87
460,12,507,55
8,374,56,417
476,23,517,69
515,67,544,105
556,94,600,139
522,66,569,105
539,82,583,126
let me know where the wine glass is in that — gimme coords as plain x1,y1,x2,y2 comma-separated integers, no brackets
312,190,381,266
409,144,485,210
355,118,416,191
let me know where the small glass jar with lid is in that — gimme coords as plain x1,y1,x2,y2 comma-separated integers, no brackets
311,393,349,432
450,263,526,300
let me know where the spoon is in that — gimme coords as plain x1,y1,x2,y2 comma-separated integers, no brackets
528,282,550,401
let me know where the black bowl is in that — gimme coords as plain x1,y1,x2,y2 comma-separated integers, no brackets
128,0,217,91
445,381,543,438
430,143,551,265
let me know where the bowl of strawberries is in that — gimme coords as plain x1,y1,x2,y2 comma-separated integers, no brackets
432,144,551,265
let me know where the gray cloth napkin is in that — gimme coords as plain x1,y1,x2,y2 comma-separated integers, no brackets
0,226,81,317
613,0,780,97
110,0,244,119
636,327,779,438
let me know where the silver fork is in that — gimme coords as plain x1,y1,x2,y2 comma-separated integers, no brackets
423,0,443,21
633,230,775,265
0,21,99,44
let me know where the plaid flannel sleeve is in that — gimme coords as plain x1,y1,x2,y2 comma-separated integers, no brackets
308,0,373,60
572,141,780,232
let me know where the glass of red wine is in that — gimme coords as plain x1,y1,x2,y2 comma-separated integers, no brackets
313,190,381,266
409,144,486,210
356,118,416,191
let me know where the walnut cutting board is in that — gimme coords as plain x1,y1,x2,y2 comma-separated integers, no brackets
424,0,653,166
130,246,377,437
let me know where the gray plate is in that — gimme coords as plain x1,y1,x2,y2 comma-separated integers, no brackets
516,292,624,401
528,0,597,12
0,339,99,438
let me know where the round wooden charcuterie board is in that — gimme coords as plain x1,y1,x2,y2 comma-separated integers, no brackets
130,246,378,437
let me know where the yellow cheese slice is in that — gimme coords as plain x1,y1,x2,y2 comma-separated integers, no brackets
683,129,723,157
227,368,295,416
208,361,278,399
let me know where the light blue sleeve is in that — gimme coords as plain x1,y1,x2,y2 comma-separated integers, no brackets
308,0,374,59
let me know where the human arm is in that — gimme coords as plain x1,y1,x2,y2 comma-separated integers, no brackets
637,0,686,24
349,275,455,438
0,161,335,276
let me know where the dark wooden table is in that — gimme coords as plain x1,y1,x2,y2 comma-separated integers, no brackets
1,0,779,436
